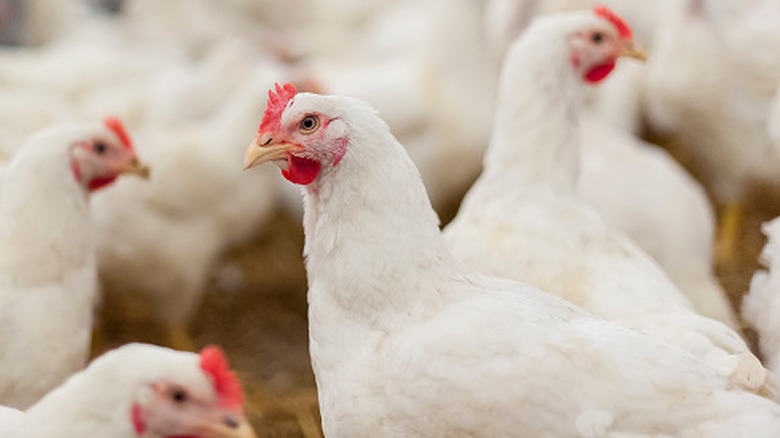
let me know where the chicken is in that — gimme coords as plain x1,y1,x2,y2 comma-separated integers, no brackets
484,0,673,134
479,1,730,312
243,83,780,437
643,0,780,260
743,217,780,398
91,64,286,348
0,119,149,409
442,8,763,390
0,4,302,348
484,0,736,326
1,343,257,438
578,115,738,328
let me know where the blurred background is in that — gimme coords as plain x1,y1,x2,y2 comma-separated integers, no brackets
0,0,778,436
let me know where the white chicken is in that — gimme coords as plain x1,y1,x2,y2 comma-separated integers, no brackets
0,119,148,409
91,64,287,347
0,343,257,438
443,8,761,389
472,1,732,321
485,0,673,133
578,115,738,328
643,0,780,259
0,4,307,348
243,84,780,437
743,217,780,398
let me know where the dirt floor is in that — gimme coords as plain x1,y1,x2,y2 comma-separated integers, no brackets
92,147,780,437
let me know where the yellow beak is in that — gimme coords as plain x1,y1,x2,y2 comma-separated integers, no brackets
123,157,151,179
243,136,301,170
620,41,647,61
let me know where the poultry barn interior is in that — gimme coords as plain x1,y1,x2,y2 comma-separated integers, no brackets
1,0,780,436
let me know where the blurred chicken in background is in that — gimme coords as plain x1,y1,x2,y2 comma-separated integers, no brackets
478,0,737,327
0,119,148,409
0,0,317,349
644,0,780,261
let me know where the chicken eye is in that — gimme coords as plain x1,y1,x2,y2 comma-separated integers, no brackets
298,115,319,134
93,142,107,154
170,388,188,404
591,32,604,43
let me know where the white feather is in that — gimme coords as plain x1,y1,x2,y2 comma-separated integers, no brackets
0,123,120,409
274,91,780,437
444,11,759,389
744,217,780,398
578,115,737,328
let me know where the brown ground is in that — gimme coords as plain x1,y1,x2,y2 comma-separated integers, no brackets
92,136,780,437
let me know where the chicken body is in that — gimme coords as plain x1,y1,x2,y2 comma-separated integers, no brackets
578,116,737,328
443,12,760,388
244,88,780,437
644,0,780,204
92,65,285,337
0,122,146,409
744,217,780,398
0,6,294,343
1,343,256,438
467,1,733,325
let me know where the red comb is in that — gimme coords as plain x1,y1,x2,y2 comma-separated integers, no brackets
594,6,632,40
104,116,134,152
199,346,244,409
258,83,297,134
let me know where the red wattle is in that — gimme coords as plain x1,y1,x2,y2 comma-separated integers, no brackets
88,175,119,191
282,154,321,185
131,404,146,435
584,59,617,83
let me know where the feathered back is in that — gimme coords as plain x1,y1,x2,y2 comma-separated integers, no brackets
744,217,780,386
744,219,780,334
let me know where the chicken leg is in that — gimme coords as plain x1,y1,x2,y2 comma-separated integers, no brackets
716,202,742,263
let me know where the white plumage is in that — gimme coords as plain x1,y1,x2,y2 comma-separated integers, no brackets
744,217,780,397
244,88,780,437
643,0,780,204
0,6,298,344
0,122,147,409
578,115,738,328
1,343,256,438
443,11,761,389
92,65,286,341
